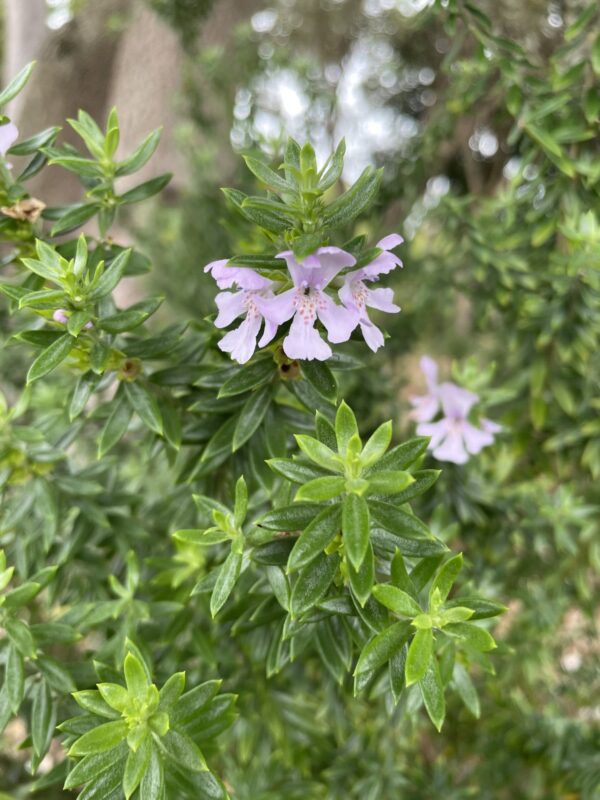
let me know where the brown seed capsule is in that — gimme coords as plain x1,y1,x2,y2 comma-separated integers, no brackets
1,197,46,223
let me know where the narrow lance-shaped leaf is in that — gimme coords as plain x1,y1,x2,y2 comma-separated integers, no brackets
210,549,243,617
26,334,74,384
342,493,370,569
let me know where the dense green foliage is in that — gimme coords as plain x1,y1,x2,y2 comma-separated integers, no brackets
1,0,599,797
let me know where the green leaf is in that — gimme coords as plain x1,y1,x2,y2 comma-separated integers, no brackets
123,735,152,798
69,720,128,756
49,203,99,236
116,128,162,176
318,139,346,191
118,173,172,204
210,549,243,617
267,458,327,484
301,361,337,402
98,394,133,457
232,384,271,450
5,644,25,713
124,381,163,435
347,540,374,607
291,552,339,616
37,656,76,692
88,249,131,300
368,437,429,473
354,620,411,675
70,371,101,420
159,729,207,772
391,469,440,504
31,679,55,760
26,334,74,384
139,748,164,800
124,652,149,696
218,358,275,397
234,475,248,528
323,166,382,228
287,504,341,571
243,155,292,194
97,683,129,713
342,493,370,569
296,475,346,502
592,32,600,76
315,411,337,449
335,401,359,456
419,656,445,731
360,420,392,467
524,123,563,159
258,503,320,532
405,628,433,686
430,554,463,604
367,470,414,495
295,434,343,472
5,617,36,657
64,743,127,789
453,662,480,718
444,622,497,652
158,672,185,712
372,584,422,617
9,127,59,157
0,61,35,106
369,499,431,540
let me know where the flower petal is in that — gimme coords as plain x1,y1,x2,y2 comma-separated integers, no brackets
257,288,296,325
214,290,246,328
365,286,400,314
205,259,272,290
283,313,332,361
218,315,262,364
481,418,502,434
416,419,448,451
0,122,18,157
408,394,439,423
377,233,403,250
432,428,469,464
359,319,385,352
277,246,355,289
258,316,279,347
420,356,438,391
462,422,494,454
317,294,357,343
439,382,479,420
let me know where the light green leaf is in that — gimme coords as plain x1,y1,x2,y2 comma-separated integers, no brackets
405,627,433,686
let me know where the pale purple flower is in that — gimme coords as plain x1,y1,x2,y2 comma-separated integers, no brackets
205,260,279,364
52,308,93,329
338,234,402,351
52,309,69,324
0,122,18,158
256,247,357,361
409,355,442,423
416,383,497,464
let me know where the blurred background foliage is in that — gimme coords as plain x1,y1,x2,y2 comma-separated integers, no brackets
1,0,599,797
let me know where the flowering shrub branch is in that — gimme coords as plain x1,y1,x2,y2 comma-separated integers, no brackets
0,63,504,798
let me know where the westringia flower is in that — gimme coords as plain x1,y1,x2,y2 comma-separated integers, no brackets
411,356,501,464
205,260,279,364
0,121,18,159
52,308,93,329
257,247,357,361
408,355,442,423
338,234,402,351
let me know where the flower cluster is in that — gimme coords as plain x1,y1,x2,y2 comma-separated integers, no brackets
409,356,501,464
205,235,402,363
